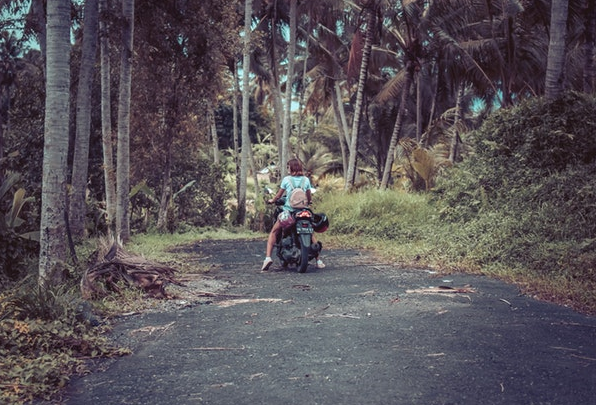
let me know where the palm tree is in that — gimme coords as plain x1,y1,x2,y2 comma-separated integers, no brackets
116,0,134,242
238,0,254,226
298,0,353,178
281,0,297,175
70,0,99,239
583,0,596,93
373,0,552,187
39,0,70,285
250,0,291,176
99,0,117,232
545,0,569,99
379,69,415,189
374,0,425,189
345,0,377,190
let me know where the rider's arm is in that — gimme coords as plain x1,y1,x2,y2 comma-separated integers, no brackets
268,188,285,204
306,189,312,205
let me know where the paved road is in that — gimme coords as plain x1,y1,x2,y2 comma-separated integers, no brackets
64,240,596,405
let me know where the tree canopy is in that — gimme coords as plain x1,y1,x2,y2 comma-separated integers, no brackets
0,0,591,279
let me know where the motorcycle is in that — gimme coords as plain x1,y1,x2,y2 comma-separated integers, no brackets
271,198,329,273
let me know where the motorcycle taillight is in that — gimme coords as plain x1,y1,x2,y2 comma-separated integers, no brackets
296,210,312,218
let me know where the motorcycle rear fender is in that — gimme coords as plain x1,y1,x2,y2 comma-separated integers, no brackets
299,232,311,248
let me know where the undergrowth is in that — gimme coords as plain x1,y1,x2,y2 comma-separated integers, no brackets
316,187,596,315
0,276,130,404
317,92,596,315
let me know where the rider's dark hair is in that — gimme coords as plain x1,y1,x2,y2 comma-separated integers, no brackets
287,158,304,176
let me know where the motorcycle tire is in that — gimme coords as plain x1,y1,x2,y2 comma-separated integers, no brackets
298,243,309,273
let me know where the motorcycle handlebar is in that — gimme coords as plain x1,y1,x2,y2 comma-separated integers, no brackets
266,198,287,206
267,198,312,206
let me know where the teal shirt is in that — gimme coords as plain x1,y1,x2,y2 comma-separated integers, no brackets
280,175,311,210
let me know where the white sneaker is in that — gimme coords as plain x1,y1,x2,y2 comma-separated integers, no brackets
261,257,273,271
316,259,325,268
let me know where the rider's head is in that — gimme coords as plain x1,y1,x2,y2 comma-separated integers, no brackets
287,158,304,176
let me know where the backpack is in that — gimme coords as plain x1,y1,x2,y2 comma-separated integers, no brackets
287,177,308,209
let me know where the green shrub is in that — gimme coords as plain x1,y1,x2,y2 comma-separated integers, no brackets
433,91,596,279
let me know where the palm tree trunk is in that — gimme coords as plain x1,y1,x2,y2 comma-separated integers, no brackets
70,0,99,239
39,0,70,286
237,0,253,225
116,0,134,242
345,3,375,190
424,62,439,147
583,0,596,93
268,4,284,177
156,95,173,232
545,0,569,99
331,82,349,179
99,0,117,232
156,140,172,232
415,70,422,142
232,61,241,202
449,82,464,163
296,32,309,141
281,0,297,171
335,82,351,170
380,69,413,189
208,101,220,165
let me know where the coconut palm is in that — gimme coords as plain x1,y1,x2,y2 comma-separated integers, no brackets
372,0,557,187
99,0,117,232
238,0,254,226
345,0,378,190
298,0,352,177
70,0,99,239
281,0,298,175
250,0,289,176
39,0,71,285
553,0,588,94
545,0,569,99
116,0,134,242
582,0,596,93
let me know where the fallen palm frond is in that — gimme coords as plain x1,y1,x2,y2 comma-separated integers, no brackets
81,238,183,299
405,285,476,294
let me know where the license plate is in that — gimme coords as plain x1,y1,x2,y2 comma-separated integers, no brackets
296,221,313,234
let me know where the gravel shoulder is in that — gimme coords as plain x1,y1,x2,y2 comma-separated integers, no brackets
63,239,596,405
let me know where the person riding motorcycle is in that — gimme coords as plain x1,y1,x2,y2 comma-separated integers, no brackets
261,158,325,271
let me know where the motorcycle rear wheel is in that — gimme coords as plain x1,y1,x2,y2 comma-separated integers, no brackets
298,243,309,273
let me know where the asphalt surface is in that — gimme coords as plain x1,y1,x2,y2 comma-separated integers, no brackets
64,239,596,405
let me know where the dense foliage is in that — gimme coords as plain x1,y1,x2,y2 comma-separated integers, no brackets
434,92,596,266
311,92,596,314
426,93,596,308
129,159,230,233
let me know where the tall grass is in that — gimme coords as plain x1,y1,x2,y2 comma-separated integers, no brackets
315,189,458,267
309,93,596,315
313,186,596,315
